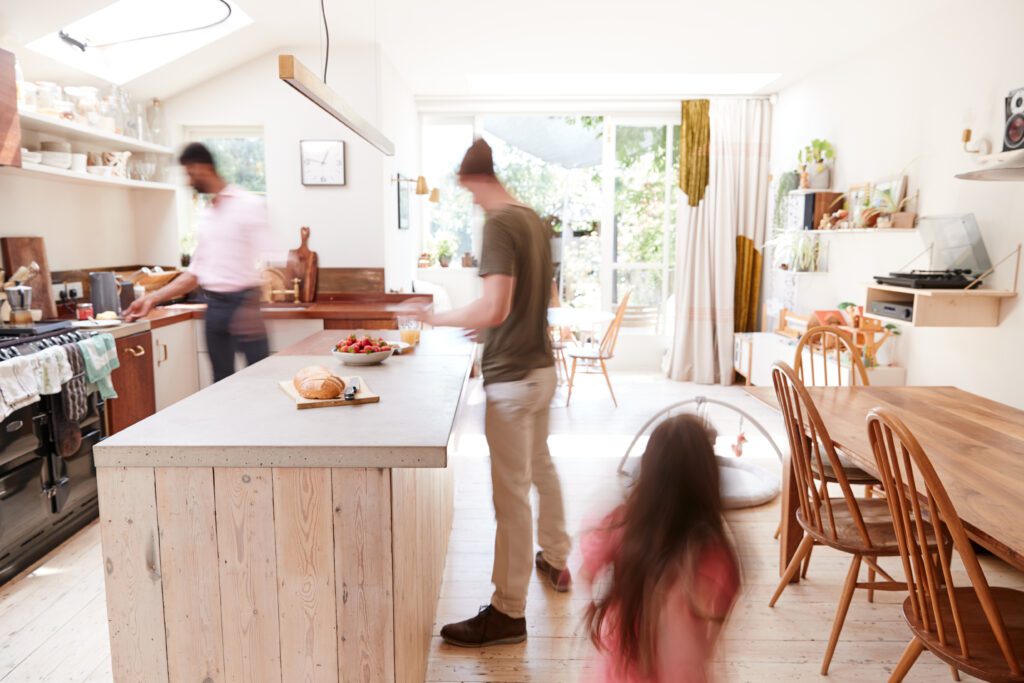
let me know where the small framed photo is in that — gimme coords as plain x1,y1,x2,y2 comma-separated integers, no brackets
300,140,345,186
846,182,871,226
396,174,411,230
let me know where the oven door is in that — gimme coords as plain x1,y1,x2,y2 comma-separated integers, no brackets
48,393,103,516
0,405,49,580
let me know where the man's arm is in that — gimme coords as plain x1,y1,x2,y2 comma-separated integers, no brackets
123,271,199,321
424,274,515,330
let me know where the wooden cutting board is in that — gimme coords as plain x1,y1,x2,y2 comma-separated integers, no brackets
286,226,318,303
1,236,57,319
278,376,379,409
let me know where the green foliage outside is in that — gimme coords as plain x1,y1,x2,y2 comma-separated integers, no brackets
204,136,266,193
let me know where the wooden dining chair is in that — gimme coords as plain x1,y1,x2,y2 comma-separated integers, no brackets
780,325,882,584
565,290,631,407
868,408,1024,683
793,324,870,387
548,283,574,383
768,361,937,675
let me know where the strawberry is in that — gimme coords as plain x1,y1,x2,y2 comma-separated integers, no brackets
338,345,349,353
364,347,375,354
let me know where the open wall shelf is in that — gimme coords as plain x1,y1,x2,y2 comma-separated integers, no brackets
18,110,174,156
865,284,1017,327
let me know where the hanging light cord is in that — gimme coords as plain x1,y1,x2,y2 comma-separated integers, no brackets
320,0,330,83
58,0,232,51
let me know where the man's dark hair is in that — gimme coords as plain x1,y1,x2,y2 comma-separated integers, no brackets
458,138,496,178
179,142,217,169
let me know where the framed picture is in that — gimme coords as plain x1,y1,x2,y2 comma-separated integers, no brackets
300,140,345,185
870,175,907,210
396,174,411,230
846,182,871,227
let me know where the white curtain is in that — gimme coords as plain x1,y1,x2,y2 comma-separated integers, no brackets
664,99,772,384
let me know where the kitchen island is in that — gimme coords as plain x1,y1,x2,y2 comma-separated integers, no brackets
93,330,475,683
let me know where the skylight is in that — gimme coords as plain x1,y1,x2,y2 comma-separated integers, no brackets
27,0,252,85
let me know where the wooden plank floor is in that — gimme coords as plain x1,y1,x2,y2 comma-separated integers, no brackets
0,373,1020,682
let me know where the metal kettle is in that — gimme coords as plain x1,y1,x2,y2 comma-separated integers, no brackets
89,272,121,317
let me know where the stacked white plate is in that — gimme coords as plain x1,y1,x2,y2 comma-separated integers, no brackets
40,151,71,169
21,149,42,164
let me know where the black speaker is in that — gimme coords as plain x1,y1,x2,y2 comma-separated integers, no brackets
1004,87,1024,151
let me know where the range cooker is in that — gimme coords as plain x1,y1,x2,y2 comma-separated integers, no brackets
0,328,105,584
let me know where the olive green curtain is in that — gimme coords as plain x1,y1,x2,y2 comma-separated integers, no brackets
734,235,762,333
679,99,710,207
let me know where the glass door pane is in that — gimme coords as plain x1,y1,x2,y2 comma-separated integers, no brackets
422,120,476,255
482,115,604,308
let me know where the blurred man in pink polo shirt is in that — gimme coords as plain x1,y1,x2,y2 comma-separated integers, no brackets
125,143,270,382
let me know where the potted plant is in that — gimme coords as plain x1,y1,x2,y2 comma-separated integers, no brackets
798,139,835,190
435,238,454,268
772,171,800,233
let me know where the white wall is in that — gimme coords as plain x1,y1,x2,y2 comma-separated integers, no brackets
161,45,420,283
770,2,1024,408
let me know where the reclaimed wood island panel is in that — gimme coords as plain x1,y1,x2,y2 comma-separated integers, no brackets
93,331,475,683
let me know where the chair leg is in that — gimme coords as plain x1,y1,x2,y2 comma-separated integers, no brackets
773,520,781,540
769,535,814,607
821,554,862,675
566,358,578,406
949,665,960,681
800,543,814,579
888,638,924,683
867,564,876,603
599,359,617,407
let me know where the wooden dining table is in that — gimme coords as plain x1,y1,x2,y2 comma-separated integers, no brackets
746,385,1024,578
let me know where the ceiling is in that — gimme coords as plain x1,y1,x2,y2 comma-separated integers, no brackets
1,0,954,100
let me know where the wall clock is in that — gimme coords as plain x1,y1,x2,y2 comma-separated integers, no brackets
300,139,345,185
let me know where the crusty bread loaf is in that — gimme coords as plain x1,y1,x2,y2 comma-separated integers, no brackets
293,365,346,400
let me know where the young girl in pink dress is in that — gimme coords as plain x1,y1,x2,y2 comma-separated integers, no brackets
582,414,740,683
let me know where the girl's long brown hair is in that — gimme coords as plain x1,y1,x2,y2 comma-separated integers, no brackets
584,413,736,677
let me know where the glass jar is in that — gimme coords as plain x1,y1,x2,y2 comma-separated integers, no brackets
35,81,62,114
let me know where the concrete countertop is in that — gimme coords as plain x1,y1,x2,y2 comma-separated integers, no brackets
142,298,433,329
94,338,475,469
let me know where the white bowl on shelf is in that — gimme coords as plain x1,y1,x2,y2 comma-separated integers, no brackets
332,347,395,366
21,150,42,164
86,165,113,177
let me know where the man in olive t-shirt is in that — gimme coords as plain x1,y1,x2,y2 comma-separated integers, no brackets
420,139,571,648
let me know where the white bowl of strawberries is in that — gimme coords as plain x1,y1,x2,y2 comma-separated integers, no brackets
332,335,396,366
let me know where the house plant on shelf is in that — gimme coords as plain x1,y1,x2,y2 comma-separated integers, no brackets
434,237,455,268
798,139,835,190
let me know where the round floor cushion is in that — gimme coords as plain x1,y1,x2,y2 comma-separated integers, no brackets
716,455,781,509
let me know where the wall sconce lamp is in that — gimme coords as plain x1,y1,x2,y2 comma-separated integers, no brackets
962,128,992,156
395,175,437,197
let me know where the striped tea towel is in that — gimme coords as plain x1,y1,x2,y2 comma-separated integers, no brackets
76,333,120,400
61,343,89,422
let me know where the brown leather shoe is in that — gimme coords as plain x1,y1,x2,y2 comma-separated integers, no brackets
440,605,526,647
535,551,572,592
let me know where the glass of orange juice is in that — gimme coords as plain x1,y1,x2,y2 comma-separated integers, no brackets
398,316,421,346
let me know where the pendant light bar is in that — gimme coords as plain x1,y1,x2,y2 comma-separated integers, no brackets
278,54,395,156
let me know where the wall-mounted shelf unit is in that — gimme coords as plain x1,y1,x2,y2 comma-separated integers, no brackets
864,283,1017,327
0,162,177,191
18,110,174,156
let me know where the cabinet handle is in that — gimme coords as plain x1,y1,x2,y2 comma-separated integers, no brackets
126,345,146,358
162,343,168,363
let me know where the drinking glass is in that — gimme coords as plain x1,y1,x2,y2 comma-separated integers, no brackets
397,316,421,346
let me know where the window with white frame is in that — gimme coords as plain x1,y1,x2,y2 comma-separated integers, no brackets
181,125,265,260
420,114,680,332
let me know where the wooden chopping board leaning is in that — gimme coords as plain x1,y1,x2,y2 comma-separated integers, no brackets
286,226,319,303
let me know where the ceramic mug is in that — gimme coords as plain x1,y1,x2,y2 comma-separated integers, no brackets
70,153,87,173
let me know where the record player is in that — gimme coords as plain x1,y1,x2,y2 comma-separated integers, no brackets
873,214,991,290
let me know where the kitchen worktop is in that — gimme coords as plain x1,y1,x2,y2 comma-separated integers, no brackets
94,333,474,468
143,297,432,329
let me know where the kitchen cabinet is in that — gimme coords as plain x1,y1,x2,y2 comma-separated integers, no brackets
195,318,324,389
106,331,156,435
152,320,199,411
